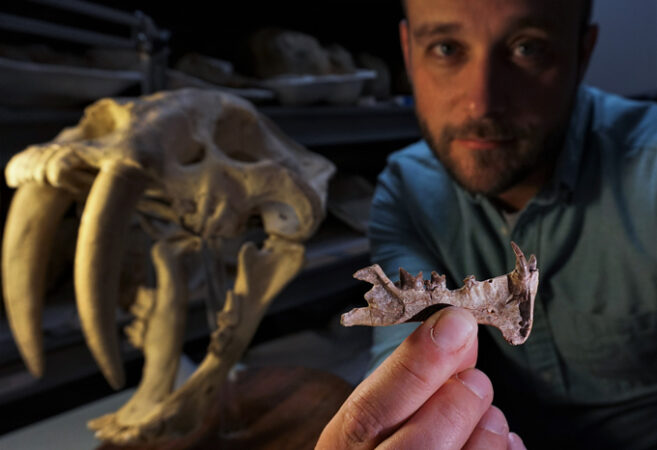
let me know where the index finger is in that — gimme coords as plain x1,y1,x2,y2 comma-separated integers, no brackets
318,306,479,449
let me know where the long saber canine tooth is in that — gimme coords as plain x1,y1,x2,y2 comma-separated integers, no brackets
136,238,190,398
511,241,534,278
75,161,148,390
2,183,73,377
511,242,525,270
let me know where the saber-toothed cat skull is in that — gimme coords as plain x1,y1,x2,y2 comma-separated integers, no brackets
2,88,335,444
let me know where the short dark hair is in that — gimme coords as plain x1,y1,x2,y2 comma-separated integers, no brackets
401,0,594,35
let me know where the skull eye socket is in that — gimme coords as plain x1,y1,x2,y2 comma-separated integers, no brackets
213,119,260,163
177,141,206,166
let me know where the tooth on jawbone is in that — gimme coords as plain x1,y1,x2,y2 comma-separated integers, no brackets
89,237,193,430
341,242,539,345
2,183,73,377
88,236,306,444
74,161,148,390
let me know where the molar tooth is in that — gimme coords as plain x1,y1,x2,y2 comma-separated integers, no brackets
430,271,446,290
463,275,477,288
528,254,537,271
413,272,424,290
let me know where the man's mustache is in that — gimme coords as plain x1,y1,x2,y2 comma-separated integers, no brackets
445,119,532,141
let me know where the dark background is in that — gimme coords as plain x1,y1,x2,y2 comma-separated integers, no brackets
1,1,408,86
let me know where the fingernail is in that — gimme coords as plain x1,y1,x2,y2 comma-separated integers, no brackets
456,369,491,400
508,432,527,450
478,406,509,436
430,307,476,353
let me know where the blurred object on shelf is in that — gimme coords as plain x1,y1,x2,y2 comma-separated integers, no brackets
0,43,276,107
261,70,376,106
356,53,392,99
166,69,275,103
0,45,147,72
328,174,375,234
247,28,381,105
174,53,261,89
326,43,357,74
0,43,89,67
248,28,354,78
84,48,141,71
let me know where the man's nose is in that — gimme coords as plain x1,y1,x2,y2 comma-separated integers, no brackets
464,55,508,118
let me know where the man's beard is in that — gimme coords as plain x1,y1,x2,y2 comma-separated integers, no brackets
419,116,564,197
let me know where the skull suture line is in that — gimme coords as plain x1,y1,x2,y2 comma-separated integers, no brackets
2,89,335,444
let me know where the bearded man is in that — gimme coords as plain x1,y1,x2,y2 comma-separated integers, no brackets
319,0,657,449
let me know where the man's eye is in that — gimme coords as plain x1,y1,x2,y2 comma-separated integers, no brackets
430,41,461,58
513,40,546,59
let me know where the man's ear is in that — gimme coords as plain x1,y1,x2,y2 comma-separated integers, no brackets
400,19,411,79
577,24,598,82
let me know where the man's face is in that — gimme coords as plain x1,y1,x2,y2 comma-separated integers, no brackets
401,0,596,197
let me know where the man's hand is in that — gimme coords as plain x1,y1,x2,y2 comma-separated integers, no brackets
317,307,526,449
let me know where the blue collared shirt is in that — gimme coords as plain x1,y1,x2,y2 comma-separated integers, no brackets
368,85,657,449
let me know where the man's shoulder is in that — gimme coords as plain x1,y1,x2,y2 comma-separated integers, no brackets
584,85,657,150
379,140,452,194
386,140,438,167
580,87,657,217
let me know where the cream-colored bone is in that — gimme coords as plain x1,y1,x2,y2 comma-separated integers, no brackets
88,236,305,443
74,162,147,389
107,236,196,426
1,183,73,376
341,242,538,345
2,88,334,444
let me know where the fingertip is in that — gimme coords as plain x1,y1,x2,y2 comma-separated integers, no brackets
508,432,527,450
455,368,493,401
477,405,509,436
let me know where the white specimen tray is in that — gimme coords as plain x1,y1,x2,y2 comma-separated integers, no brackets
262,70,376,106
